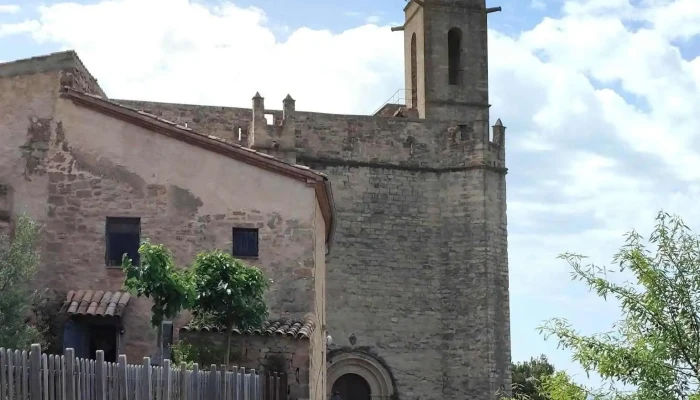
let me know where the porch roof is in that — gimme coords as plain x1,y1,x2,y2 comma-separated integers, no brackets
59,290,131,318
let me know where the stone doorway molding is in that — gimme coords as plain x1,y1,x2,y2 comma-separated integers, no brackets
327,351,395,400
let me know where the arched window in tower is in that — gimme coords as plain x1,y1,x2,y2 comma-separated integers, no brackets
448,28,462,85
410,33,418,108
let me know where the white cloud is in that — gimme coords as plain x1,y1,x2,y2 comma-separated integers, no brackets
0,4,20,14
5,0,402,115
530,0,546,10
0,20,38,36
4,0,700,384
365,15,381,24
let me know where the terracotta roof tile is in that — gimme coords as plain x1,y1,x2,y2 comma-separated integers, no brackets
180,314,315,340
60,290,131,318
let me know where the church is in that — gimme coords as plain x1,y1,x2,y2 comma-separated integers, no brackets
0,1,511,399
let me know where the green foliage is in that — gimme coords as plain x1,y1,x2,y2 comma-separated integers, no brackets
539,372,594,400
511,355,556,400
122,241,195,362
31,288,69,354
537,211,700,400
170,339,241,369
170,341,196,368
500,369,603,400
122,241,195,328
191,250,270,367
0,214,41,349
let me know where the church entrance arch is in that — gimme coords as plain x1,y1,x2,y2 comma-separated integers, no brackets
327,351,395,400
331,373,371,400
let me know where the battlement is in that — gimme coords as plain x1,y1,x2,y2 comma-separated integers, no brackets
115,93,507,172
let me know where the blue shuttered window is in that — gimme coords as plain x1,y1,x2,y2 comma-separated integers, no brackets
106,217,140,266
232,228,259,258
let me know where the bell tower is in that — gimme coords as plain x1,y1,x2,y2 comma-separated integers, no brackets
394,0,501,120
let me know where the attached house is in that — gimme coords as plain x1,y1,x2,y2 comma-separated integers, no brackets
0,51,334,400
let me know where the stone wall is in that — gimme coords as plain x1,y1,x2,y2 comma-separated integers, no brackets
179,331,310,400
106,98,510,400
1,49,510,399
0,63,326,362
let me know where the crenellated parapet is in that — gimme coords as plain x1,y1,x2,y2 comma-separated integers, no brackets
249,92,297,164
442,111,506,171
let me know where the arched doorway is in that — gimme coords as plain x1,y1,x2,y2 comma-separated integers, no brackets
331,373,371,400
327,351,395,400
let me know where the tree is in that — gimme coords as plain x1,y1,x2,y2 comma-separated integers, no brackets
0,214,41,349
122,240,194,364
500,369,598,400
537,211,700,400
191,250,270,368
511,355,556,400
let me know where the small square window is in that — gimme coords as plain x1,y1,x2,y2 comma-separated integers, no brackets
232,228,259,258
105,217,141,267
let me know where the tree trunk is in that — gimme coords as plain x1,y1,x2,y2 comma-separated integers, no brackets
224,317,234,370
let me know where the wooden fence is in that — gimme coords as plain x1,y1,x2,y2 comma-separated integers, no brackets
0,344,287,400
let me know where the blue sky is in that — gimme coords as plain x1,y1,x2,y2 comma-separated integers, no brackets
3,0,700,390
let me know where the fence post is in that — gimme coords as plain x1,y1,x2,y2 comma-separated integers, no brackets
192,364,199,400
118,355,128,400
95,351,105,400
179,363,187,400
163,359,171,400
219,365,227,400
142,357,152,400
242,368,249,400
208,365,217,400
30,344,41,400
65,349,75,400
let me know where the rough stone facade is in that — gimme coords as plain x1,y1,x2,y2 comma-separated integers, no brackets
0,52,330,400
179,330,311,400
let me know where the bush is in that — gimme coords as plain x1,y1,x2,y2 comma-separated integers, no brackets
0,215,42,349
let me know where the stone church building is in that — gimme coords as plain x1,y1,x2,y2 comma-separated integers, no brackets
0,0,511,399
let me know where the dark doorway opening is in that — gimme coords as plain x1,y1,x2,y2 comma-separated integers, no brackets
89,325,117,362
63,319,119,362
332,373,371,400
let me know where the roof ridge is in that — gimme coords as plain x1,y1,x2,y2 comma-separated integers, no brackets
179,315,315,339
60,87,326,179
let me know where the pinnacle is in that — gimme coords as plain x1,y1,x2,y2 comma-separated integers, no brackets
252,91,263,99
495,118,503,126
284,94,295,102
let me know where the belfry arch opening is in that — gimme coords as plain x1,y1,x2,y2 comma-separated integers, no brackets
410,33,418,108
448,27,462,85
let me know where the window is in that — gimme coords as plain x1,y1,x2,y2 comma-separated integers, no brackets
232,227,259,258
410,33,418,107
448,28,462,85
105,217,140,266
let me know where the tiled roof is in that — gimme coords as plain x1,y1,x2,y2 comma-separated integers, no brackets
60,290,131,317
180,315,315,340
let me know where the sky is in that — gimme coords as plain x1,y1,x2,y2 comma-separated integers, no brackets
2,0,700,390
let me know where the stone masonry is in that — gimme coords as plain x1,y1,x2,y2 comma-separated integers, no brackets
0,53,332,381
116,1,512,399
0,0,510,399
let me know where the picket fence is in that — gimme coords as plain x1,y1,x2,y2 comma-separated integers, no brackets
0,344,287,400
